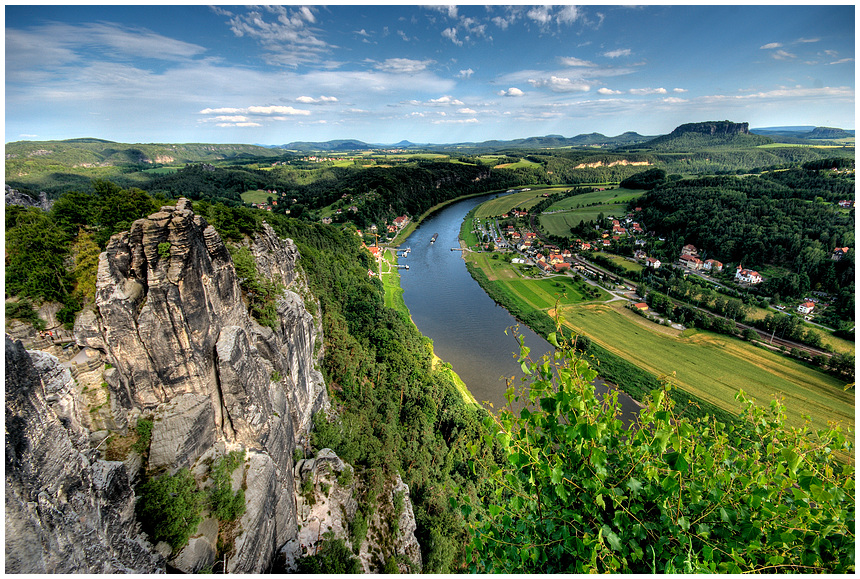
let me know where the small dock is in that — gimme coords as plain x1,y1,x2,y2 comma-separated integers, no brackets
396,264,410,270
450,248,464,251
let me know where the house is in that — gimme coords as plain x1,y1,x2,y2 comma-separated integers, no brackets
393,215,409,228
797,301,815,315
553,262,571,272
612,225,627,235
646,257,661,269
631,223,644,233
602,239,611,247
367,246,381,258
580,242,592,251
838,200,854,208
561,249,572,259
681,244,698,257
679,254,703,270
735,265,763,284
524,231,538,240
635,239,647,246
703,259,723,272
548,253,564,264
832,247,850,260
633,302,649,311
321,217,333,225
634,249,647,260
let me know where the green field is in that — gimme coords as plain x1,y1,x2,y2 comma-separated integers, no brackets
545,187,646,211
474,187,567,218
540,205,627,236
606,254,644,273
560,302,854,436
240,189,272,204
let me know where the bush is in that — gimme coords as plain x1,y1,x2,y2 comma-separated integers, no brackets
209,450,246,522
131,418,154,454
5,299,46,331
136,469,203,551
296,533,362,573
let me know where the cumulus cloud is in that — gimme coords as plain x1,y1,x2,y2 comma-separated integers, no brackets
629,87,667,95
559,56,597,67
216,121,261,127
374,58,435,73
457,107,477,114
673,88,688,93
226,6,329,66
597,87,623,95
199,105,310,117
442,27,462,46
603,48,632,58
429,95,464,105
432,117,479,124
458,68,475,78
529,76,590,92
498,87,525,97
760,42,782,49
661,97,686,104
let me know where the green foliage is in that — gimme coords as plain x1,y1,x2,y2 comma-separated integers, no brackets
296,533,362,573
71,229,101,304
131,418,154,455
136,469,204,551
157,241,171,260
209,450,246,522
349,509,368,554
6,206,72,302
227,244,283,330
463,333,855,573
5,299,46,331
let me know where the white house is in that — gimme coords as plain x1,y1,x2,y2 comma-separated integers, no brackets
735,265,763,284
797,301,815,315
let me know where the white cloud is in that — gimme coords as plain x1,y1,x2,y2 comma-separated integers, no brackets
598,87,623,95
556,5,581,24
432,117,479,125
661,97,686,104
673,88,688,93
375,58,435,73
526,6,552,24
214,115,248,122
458,68,475,78
795,37,819,43
442,27,462,46
603,48,632,58
227,6,329,66
429,95,464,105
498,87,525,97
247,105,311,115
560,56,597,67
772,49,797,60
828,58,855,65
216,121,262,127
760,42,782,50
529,76,590,92
296,95,338,104
457,108,477,114
199,107,244,115
629,87,667,95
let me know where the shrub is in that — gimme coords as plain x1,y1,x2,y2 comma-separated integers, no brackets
131,418,153,454
296,533,362,574
136,469,203,551
209,450,246,522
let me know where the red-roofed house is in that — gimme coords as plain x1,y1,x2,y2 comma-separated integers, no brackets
553,262,571,272
679,254,703,270
681,244,698,257
646,257,661,269
735,265,763,284
703,259,723,272
634,302,649,311
797,301,815,315
832,247,850,261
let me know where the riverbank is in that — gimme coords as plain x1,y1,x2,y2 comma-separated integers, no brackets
377,245,479,407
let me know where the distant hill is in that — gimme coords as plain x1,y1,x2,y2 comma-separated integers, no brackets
750,125,855,140
629,120,772,151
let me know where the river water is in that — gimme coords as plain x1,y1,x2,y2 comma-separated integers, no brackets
399,193,641,425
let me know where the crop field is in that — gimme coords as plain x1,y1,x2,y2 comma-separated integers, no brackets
545,187,646,211
493,158,539,169
474,187,568,218
559,302,854,436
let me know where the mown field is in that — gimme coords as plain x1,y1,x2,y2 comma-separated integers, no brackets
545,187,646,211
240,189,272,204
559,301,854,436
539,187,647,237
473,188,562,218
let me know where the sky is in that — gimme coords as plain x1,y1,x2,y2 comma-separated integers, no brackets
5,4,856,145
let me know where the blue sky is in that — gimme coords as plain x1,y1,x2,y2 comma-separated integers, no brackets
5,4,856,145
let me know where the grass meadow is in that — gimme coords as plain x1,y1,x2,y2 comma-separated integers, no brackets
560,302,854,436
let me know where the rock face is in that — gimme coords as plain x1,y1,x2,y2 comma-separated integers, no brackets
7,199,423,573
671,120,750,136
5,184,53,210
5,336,164,573
69,199,328,572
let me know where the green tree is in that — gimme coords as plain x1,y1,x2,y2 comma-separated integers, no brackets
5,206,71,302
463,332,854,573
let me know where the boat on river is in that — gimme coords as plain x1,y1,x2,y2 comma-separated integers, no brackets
430,233,438,244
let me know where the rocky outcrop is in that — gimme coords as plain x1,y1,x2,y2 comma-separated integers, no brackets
5,336,164,573
68,199,328,572
4,184,53,210
670,120,749,136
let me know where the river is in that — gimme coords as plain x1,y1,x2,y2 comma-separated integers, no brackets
399,193,641,425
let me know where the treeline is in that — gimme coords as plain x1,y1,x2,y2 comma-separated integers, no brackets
637,171,855,302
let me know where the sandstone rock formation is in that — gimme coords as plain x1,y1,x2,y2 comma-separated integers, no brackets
5,336,164,573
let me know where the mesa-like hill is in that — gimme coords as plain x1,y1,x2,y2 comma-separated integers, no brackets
627,120,773,151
